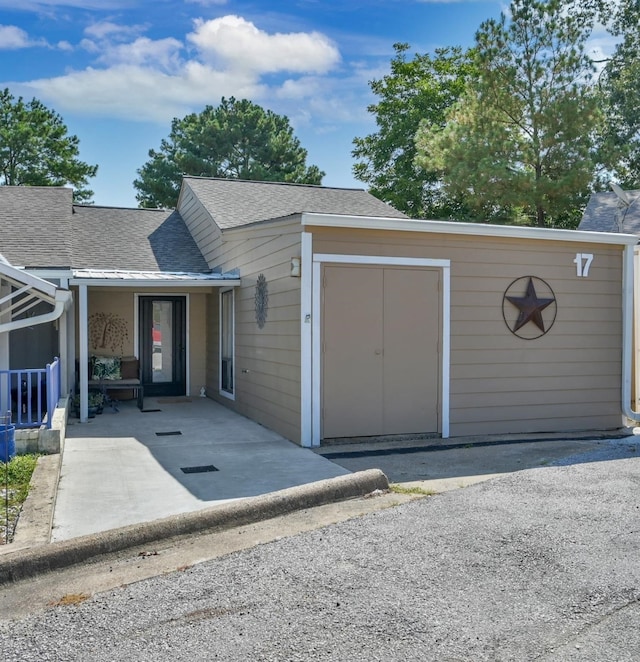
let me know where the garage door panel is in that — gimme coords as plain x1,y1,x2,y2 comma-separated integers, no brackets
383,269,440,433
322,266,383,438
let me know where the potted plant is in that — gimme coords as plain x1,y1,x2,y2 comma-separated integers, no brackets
70,392,104,418
88,391,105,415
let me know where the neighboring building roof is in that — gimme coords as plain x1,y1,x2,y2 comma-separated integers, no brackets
181,177,409,230
71,206,210,272
0,186,74,268
579,190,640,234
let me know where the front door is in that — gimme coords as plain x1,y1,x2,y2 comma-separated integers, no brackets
139,296,186,397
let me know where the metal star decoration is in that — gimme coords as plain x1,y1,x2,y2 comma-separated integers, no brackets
505,277,555,333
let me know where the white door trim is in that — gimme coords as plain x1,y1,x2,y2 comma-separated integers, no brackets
301,253,450,447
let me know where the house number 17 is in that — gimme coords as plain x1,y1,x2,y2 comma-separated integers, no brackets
574,253,593,278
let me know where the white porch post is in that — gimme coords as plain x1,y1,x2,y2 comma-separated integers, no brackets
300,231,313,447
58,304,69,395
66,300,76,397
78,284,89,422
0,280,9,371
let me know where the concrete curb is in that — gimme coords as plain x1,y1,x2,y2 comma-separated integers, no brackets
9,453,61,549
0,468,389,585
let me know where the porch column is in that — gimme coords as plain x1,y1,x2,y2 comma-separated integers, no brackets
0,280,9,371
58,304,69,395
66,298,76,397
78,284,88,422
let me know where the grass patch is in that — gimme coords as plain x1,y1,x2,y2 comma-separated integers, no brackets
390,484,437,496
1,453,40,544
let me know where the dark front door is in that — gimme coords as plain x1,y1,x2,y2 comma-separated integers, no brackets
139,296,186,397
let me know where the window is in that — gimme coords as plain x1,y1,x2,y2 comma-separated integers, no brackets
220,289,234,397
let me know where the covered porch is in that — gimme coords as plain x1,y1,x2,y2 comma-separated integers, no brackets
68,268,240,423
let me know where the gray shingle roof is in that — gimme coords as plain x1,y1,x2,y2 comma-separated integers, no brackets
579,190,640,234
181,177,408,230
71,206,210,272
0,186,210,272
0,186,73,267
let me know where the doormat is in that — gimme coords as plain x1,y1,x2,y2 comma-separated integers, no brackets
181,464,218,474
155,430,182,436
156,397,192,404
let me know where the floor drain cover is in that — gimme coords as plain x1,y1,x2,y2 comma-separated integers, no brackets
155,430,182,436
181,464,219,474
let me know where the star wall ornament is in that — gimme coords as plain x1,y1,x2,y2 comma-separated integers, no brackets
502,276,557,339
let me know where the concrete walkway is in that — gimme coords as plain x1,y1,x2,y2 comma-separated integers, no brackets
53,398,349,541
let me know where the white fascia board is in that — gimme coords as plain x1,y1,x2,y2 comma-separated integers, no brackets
22,268,74,281
301,213,639,247
0,263,59,298
68,278,241,288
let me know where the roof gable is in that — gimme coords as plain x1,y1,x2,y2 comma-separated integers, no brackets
180,177,408,230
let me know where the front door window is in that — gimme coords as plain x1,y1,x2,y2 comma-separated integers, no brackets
152,301,174,383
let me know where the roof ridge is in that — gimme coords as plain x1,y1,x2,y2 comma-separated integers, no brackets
183,175,365,193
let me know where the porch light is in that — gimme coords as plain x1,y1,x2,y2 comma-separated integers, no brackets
290,257,301,277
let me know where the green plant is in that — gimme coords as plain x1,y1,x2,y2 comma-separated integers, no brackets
390,484,437,496
1,453,39,544
88,391,105,407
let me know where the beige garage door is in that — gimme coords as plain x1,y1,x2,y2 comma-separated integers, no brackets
322,264,440,439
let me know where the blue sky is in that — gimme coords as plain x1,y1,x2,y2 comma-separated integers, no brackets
0,0,577,207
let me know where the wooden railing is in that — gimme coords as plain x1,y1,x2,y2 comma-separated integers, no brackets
0,356,60,428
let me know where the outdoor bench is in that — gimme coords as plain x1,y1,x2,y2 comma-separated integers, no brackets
81,355,144,410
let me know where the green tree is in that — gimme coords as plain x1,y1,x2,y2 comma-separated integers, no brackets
352,43,474,219
416,0,601,228
0,88,97,202
599,0,640,188
134,97,324,208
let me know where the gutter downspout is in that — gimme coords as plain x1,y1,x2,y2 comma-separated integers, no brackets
622,243,640,422
0,290,72,333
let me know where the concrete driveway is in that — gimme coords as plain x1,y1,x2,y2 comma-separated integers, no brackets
53,398,349,541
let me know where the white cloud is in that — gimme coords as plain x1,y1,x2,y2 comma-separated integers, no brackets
84,21,146,41
187,15,340,74
0,25,37,49
94,36,183,70
184,0,228,5
9,14,351,129
0,0,129,9
20,63,265,122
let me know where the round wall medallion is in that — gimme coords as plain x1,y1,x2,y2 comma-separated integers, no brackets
255,273,269,329
502,276,557,340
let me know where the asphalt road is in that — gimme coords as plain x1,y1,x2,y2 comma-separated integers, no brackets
1,439,640,661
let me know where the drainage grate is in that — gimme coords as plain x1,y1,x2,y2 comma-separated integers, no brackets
155,430,182,436
181,464,219,474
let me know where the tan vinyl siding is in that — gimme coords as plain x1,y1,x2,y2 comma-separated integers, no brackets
206,218,303,442
188,292,207,395
178,183,222,262
311,226,624,437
